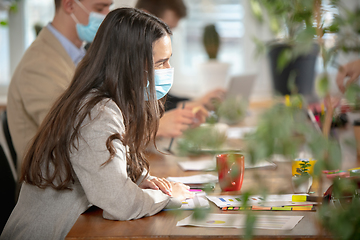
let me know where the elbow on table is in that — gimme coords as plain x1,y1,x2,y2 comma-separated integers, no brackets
102,208,153,221
102,210,137,221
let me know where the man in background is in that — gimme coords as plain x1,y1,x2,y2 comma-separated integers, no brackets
136,0,226,137
7,0,112,172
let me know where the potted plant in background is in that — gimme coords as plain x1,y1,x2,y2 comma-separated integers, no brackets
251,0,320,98
179,1,360,239
0,0,18,26
246,1,360,239
292,159,313,193
216,96,247,125
198,24,231,96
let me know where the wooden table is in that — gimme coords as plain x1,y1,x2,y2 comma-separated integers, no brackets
66,103,358,240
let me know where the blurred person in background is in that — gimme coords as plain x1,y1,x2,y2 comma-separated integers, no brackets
7,0,112,174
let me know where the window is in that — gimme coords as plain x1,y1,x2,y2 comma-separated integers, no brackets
24,0,54,48
182,0,244,75
0,0,54,86
0,10,9,85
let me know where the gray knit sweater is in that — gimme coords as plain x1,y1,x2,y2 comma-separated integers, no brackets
0,98,181,240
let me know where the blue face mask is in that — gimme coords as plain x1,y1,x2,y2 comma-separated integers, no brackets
71,1,105,42
145,68,174,100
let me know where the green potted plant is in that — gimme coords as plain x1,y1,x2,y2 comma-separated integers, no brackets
246,1,360,238
177,122,228,156
216,96,247,125
292,159,312,193
203,24,220,60
179,1,360,239
198,24,230,96
0,0,19,26
251,0,319,97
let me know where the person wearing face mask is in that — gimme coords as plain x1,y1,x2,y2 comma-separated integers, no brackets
1,8,194,240
7,0,112,177
135,0,226,138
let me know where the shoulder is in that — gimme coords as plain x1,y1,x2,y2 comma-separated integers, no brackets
13,28,74,82
92,98,122,118
86,98,125,132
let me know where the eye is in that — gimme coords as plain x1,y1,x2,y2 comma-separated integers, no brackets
95,8,104,13
155,62,164,69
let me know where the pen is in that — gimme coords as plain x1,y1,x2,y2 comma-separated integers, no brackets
307,108,322,133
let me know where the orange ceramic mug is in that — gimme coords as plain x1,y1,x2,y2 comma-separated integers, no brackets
216,153,245,192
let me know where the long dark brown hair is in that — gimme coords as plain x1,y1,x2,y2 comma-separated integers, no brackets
20,8,172,190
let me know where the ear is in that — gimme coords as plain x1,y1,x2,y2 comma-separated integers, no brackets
62,0,75,14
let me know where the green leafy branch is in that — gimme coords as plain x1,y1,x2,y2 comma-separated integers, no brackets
294,160,311,177
0,0,20,27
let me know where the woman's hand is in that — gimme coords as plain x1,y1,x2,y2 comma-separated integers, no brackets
197,88,226,110
170,182,194,201
139,177,173,196
157,107,195,138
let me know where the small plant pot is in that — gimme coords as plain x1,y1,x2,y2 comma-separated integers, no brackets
292,175,312,194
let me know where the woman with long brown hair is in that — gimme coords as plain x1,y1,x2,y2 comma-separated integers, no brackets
1,8,193,240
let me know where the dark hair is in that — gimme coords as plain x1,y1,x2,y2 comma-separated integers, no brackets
54,0,61,11
21,8,172,190
135,0,187,19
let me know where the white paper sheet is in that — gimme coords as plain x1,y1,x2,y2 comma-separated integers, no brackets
177,159,216,171
167,174,218,184
245,161,277,169
177,159,276,171
177,213,303,230
206,194,314,208
180,192,210,210
227,127,256,139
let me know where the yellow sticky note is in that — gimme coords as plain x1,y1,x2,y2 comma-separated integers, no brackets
292,206,313,211
292,195,307,202
272,206,292,211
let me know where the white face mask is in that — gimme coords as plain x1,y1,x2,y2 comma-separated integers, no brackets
70,0,106,42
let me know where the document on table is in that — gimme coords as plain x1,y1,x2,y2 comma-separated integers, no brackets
177,159,216,171
206,194,316,208
177,213,303,230
167,174,218,184
177,158,276,171
179,192,210,210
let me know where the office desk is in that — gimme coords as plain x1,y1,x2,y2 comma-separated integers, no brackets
66,104,356,240
66,152,333,240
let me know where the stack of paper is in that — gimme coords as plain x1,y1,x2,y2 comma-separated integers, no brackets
167,174,218,184
179,192,210,210
207,194,317,210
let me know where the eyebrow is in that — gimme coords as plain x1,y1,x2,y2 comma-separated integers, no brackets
94,2,113,7
155,58,170,64
155,54,173,64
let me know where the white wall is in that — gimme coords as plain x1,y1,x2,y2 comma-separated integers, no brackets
242,0,274,101
169,0,276,102
113,0,136,8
